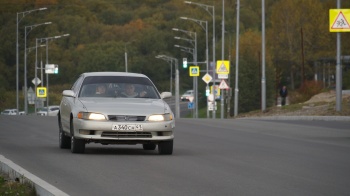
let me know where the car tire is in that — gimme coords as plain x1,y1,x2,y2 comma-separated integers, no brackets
71,136,85,153
58,116,70,149
158,140,173,155
143,143,156,150
70,119,85,153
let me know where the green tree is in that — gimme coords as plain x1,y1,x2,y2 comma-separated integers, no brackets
268,0,332,90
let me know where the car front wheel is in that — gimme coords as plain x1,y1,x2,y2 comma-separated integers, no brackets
158,140,173,155
71,136,85,153
59,117,70,149
70,119,85,153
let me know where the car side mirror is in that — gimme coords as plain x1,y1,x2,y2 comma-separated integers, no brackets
62,90,76,98
160,92,172,99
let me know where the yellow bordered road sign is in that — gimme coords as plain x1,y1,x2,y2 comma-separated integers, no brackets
37,87,47,98
216,60,230,74
329,9,350,32
189,66,200,76
210,85,220,97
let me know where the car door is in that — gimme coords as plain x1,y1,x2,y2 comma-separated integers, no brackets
60,75,84,131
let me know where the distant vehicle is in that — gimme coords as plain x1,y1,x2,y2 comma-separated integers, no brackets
181,90,194,101
58,72,175,154
37,105,60,116
1,109,25,115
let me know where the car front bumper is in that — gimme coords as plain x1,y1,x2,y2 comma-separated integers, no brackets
72,118,175,144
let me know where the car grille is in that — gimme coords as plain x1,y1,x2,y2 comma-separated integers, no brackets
101,131,152,138
108,115,146,121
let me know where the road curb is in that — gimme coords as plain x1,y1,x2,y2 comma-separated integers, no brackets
0,154,68,196
237,116,350,121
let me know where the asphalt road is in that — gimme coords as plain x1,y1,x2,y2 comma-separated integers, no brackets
1,115,350,196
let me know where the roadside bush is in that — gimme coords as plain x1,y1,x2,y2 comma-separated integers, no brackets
343,71,350,89
295,80,323,103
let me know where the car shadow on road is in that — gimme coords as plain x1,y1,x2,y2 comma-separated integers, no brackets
84,146,160,155
51,144,191,156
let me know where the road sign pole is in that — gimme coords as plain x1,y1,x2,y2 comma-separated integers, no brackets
336,1,342,111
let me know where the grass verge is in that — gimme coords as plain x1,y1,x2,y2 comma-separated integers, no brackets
0,172,36,196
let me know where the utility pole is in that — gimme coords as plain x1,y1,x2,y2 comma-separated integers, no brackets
261,0,266,112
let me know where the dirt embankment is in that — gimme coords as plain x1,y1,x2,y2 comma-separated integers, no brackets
237,90,350,117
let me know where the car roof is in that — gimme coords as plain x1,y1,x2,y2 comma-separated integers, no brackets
82,72,148,78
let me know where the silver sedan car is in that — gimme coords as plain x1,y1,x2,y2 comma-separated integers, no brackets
58,72,175,154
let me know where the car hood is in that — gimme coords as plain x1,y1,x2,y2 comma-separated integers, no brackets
78,98,171,116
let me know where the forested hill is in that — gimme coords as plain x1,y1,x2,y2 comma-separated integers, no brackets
1,0,349,113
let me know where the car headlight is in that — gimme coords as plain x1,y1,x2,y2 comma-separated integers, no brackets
148,113,173,121
77,112,106,120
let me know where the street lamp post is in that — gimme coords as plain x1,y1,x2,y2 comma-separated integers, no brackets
180,16,209,118
158,57,173,94
170,60,173,95
16,7,47,115
24,22,51,114
35,34,70,114
234,0,240,117
221,0,225,119
172,28,198,118
155,55,180,119
174,44,196,118
184,1,217,118
261,0,266,112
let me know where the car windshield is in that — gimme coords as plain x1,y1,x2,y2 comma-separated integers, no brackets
183,90,193,95
39,107,48,112
79,76,160,99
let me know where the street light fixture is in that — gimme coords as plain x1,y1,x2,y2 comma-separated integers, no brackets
180,16,210,118
34,34,70,113
174,44,195,54
172,28,197,38
24,22,51,114
174,37,195,46
155,55,180,119
16,7,47,114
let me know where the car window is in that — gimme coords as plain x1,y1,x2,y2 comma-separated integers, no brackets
39,107,47,111
79,76,160,99
71,75,84,94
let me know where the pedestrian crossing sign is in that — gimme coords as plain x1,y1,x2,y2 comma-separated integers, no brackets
219,80,229,89
189,66,200,76
216,60,230,74
37,87,47,98
329,9,350,32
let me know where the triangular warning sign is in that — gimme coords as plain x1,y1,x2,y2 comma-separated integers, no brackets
219,80,229,89
217,62,229,73
332,11,350,29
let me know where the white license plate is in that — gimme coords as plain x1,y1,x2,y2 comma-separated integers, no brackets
112,124,143,131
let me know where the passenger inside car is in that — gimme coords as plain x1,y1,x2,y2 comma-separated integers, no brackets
120,84,147,98
95,84,107,96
